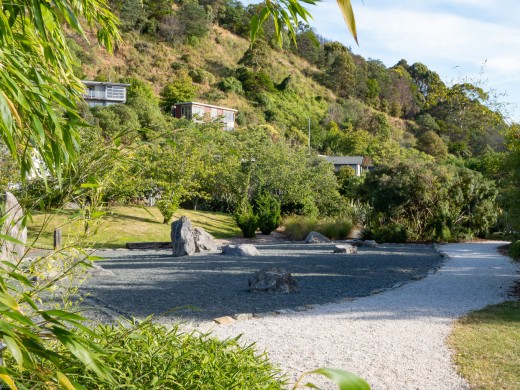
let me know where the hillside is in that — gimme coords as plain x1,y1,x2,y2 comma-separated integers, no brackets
64,0,509,167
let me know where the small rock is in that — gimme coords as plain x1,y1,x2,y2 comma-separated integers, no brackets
213,316,236,325
412,275,424,281
221,244,260,257
362,240,379,248
249,267,298,293
304,231,330,243
333,244,358,254
294,306,308,312
233,313,253,321
253,312,275,318
274,309,294,315
88,262,114,276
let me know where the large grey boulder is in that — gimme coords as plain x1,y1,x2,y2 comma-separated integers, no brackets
304,231,330,243
1,192,27,262
171,216,196,257
221,244,260,257
249,267,298,293
193,227,217,252
333,244,358,254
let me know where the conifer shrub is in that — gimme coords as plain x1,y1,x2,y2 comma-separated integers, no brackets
234,200,258,238
255,192,281,235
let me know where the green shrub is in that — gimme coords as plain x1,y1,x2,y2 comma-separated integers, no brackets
156,196,180,224
189,68,215,84
255,192,281,235
318,218,353,240
371,224,408,243
234,201,258,238
10,318,286,389
218,77,243,94
510,240,520,260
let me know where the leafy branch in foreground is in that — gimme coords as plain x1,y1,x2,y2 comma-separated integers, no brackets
250,0,357,46
0,0,120,180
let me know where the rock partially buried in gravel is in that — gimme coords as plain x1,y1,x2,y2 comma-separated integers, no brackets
350,239,379,248
213,316,236,325
333,244,358,254
249,267,298,293
221,244,260,257
304,231,330,243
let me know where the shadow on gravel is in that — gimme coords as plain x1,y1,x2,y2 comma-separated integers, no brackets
81,243,444,323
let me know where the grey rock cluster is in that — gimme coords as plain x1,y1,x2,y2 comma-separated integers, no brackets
171,216,217,257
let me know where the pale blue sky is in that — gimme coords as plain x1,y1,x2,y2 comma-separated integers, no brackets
307,0,520,121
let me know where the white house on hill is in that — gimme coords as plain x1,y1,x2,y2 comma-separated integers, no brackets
82,80,130,107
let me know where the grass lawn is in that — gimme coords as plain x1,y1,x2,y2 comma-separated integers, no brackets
448,300,520,389
28,206,241,249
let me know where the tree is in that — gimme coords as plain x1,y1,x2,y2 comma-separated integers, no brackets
160,70,198,111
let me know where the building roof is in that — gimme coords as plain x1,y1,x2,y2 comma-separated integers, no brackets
173,101,238,112
82,80,131,87
323,156,365,165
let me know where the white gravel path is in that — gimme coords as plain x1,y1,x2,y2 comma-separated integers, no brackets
209,242,519,389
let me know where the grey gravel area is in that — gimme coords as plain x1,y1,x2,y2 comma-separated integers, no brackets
210,242,519,390
80,243,444,324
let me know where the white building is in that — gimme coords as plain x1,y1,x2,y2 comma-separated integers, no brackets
82,80,130,107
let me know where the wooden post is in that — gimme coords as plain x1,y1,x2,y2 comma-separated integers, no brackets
53,228,62,250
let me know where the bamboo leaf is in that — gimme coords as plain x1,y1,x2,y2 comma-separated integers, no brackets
3,335,24,367
0,368,18,390
56,372,76,390
307,368,370,390
336,0,358,44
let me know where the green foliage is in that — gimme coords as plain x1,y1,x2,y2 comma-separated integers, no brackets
293,367,370,390
0,0,120,181
255,192,282,235
10,317,286,389
510,240,520,260
160,70,198,110
283,215,317,240
416,130,448,160
234,200,258,238
156,193,181,224
218,77,244,94
283,215,353,241
361,161,498,241
317,218,354,240
370,224,408,244
189,68,215,84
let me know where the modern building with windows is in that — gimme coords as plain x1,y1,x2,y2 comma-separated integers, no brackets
82,80,130,107
172,102,238,130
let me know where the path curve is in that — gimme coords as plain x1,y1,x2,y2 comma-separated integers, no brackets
210,242,519,389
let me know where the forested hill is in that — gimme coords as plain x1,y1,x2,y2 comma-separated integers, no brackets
68,0,509,164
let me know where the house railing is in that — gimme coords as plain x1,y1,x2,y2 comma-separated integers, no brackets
83,90,126,101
